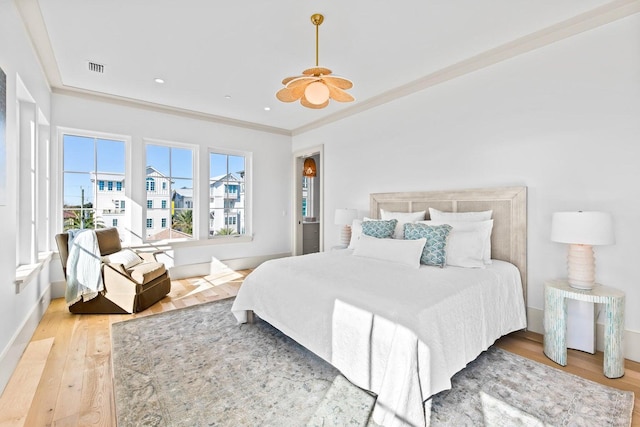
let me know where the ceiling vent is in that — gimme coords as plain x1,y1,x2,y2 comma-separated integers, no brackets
88,61,105,73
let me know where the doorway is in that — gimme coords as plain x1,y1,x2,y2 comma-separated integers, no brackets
292,145,323,256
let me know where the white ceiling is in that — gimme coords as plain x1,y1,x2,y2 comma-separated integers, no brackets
18,0,626,134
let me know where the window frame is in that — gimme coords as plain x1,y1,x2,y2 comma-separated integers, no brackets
57,127,131,243
144,138,197,242
208,147,252,240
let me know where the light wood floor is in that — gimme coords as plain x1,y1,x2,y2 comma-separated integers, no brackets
1,268,638,426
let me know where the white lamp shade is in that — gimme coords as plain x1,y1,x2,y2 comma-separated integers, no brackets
551,211,614,246
334,208,358,226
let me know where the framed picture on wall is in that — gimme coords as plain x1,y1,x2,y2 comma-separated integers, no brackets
0,66,6,206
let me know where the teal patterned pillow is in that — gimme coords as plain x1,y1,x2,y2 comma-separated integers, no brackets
361,219,398,239
404,223,452,267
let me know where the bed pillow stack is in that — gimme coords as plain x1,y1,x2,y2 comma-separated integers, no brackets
422,207,493,268
347,208,493,269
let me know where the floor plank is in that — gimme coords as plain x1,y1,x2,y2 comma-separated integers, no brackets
0,338,54,427
1,268,638,426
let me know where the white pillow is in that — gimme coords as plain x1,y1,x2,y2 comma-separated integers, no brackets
429,208,492,222
348,219,363,249
353,235,426,269
420,220,494,266
380,209,427,239
102,248,143,269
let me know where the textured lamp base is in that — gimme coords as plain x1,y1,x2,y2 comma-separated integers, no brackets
567,244,596,290
339,225,352,247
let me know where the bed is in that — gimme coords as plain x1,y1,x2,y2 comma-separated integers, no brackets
231,187,528,427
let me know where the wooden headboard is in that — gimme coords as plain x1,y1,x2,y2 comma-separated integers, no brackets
369,187,527,304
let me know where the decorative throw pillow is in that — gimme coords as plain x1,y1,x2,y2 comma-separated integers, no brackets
102,248,143,269
353,235,426,269
361,219,398,239
404,223,452,267
380,209,427,239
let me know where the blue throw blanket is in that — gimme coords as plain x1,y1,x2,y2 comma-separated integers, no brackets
65,229,104,306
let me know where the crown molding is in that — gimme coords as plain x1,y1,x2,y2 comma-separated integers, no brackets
292,0,640,136
52,86,292,136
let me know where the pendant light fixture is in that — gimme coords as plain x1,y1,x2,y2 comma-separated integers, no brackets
276,14,354,109
303,158,317,177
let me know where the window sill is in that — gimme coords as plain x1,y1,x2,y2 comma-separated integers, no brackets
15,251,54,294
133,234,253,250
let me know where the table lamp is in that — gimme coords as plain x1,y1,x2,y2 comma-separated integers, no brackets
334,208,358,247
550,211,614,290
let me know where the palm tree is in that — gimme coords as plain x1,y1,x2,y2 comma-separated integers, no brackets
216,227,237,236
63,209,105,231
172,209,193,235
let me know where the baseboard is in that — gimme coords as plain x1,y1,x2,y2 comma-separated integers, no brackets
0,285,51,395
527,306,640,363
168,252,291,280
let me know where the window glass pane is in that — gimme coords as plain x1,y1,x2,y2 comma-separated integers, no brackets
172,147,193,178
146,145,170,176
97,138,125,173
63,135,93,172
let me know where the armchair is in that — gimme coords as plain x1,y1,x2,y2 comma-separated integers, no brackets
55,228,171,314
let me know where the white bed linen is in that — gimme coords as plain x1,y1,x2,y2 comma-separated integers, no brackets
231,250,527,426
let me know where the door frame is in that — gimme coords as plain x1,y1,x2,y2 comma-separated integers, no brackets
292,145,323,256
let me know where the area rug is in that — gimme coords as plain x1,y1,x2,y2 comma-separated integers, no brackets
111,298,634,426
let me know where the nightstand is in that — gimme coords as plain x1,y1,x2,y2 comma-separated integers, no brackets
543,279,625,378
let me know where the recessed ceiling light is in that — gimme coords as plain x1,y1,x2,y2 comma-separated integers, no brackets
264,107,271,111
224,95,232,99
154,78,165,84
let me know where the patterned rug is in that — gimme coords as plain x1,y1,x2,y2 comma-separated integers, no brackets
111,298,634,426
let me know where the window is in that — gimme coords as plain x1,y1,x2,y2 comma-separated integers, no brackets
146,218,153,228
147,200,153,209
63,134,125,232
112,219,118,227
98,180,105,191
146,144,194,241
210,152,247,237
120,200,125,209
116,181,122,191
17,99,50,267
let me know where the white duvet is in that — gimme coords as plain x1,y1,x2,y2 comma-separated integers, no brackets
231,250,527,426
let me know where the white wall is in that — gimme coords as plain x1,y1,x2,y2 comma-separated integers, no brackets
0,0,53,393
51,93,292,271
293,15,640,357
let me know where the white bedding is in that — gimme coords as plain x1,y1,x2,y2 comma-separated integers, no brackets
231,250,527,426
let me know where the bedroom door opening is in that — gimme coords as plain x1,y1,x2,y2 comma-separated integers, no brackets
292,146,323,256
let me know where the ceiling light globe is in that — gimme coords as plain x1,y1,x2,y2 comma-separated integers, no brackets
305,82,330,105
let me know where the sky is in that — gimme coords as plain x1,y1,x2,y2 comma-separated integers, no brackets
63,134,245,207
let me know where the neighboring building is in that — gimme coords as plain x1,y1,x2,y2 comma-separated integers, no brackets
209,172,245,236
90,171,127,240
90,167,174,242
144,167,172,240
